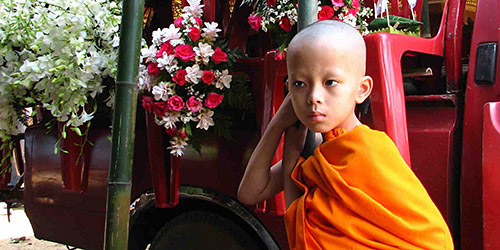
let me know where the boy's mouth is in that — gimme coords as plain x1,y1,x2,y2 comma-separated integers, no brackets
308,111,326,122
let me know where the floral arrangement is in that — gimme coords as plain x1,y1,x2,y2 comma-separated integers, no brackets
0,0,121,171
247,0,373,58
138,0,246,157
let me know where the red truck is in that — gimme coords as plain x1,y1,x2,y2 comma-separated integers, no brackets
1,0,498,249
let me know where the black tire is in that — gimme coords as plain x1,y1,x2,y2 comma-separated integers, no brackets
150,210,264,250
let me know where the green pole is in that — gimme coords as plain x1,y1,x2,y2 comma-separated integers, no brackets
103,0,144,249
297,0,318,31
297,0,318,157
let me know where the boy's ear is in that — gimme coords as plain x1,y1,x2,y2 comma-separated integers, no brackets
355,76,373,104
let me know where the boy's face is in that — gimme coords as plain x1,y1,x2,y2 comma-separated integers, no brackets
286,40,371,133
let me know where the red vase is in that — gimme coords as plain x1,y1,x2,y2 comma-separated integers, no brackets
58,122,90,192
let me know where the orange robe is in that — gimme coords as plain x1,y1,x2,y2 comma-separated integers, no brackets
284,125,453,250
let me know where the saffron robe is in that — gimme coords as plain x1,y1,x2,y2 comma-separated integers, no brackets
284,125,453,250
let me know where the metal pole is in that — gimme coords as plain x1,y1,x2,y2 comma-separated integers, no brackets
297,0,318,31
103,0,144,249
297,0,319,157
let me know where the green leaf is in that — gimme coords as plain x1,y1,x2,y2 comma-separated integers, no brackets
61,131,67,139
71,127,82,136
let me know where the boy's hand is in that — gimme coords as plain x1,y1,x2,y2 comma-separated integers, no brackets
272,94,299,131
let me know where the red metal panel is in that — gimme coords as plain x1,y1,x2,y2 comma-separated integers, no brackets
406,95,459,239
364,1,448,166
460,0,500,247
482,102,500,250
444,0,466,92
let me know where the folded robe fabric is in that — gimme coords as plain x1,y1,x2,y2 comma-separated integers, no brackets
284,125,453,250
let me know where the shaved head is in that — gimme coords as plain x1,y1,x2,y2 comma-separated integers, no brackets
287,20,366,76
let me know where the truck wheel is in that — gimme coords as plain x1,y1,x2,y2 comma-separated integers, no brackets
150,210,263,250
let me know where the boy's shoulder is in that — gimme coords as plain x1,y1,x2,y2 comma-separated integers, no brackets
318,124,407,168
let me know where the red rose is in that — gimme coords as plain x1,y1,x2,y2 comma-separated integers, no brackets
186,96,202,113
178,128,187,138
142,96,155,112
156,42,174,58
202,70,215,84
194,17,203,27
212,47,227,64
248,14,262,31
204,93,224,109
165,127,177,136
318,6,334,21
280,17,292,32
147,62,161,76
174,17,183,28
168,95,184,111
266,0,276,6
173,69,187,86
188,27,201,42
274,49,286,61
174,44,195,61
153,101,169,116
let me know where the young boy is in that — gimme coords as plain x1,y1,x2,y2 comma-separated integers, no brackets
238,20,453,249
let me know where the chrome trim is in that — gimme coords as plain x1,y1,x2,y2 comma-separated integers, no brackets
129,186,280,250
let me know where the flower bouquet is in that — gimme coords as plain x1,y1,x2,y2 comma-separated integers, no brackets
246,0,373,58
0,0,121,171
138,0,247,157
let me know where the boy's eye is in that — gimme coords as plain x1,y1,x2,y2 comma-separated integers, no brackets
325,80,338,86
293,81,305,87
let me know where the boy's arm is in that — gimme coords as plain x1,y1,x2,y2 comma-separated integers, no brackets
238,95,300,205
283,124,307,208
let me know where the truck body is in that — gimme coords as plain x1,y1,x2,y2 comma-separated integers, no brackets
1,0,499,249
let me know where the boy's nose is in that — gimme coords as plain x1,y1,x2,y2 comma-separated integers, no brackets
307,86,324,105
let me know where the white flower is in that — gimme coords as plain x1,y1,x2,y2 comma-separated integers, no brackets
184,0,204,17
162,111,180,129
157,54,177,70
215,69,232,89
141,45,157,61
152,82,170,101
194,110,214,130
193,43,214,64
168,137,188,156
186,64,203,84
202,22,221,41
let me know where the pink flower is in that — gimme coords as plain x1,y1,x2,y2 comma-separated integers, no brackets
274,49,286,60
142,96,155,112
318,6,334,20
204,93,224,109
186,96,202,112
153,101,169,116
189,27,201,41
212,47,227,64
332,0,344,8
168,95,185,111
173,69,187,86
279,17,292,32
194,17,203,27
248,14,262,31
156,42,174,57
266,0,277,6
347,7,359,16
202,70,215,84
352,0,361,10
174,17,183,28
174,44,195,61
147,62,161,76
